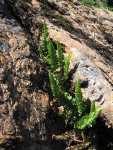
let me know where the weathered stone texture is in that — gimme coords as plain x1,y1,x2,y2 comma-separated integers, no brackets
0,0,50,148
1,0,113,149
0,1,66,149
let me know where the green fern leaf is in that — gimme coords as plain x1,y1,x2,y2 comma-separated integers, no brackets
57,41,64,67
48,71,64,103
47,41,58,72
63,54,71,80
39,21,49,58
48,71,60,98
74,79,84,116
49,71,74,107
40,22,102,135
76,107,102,129
90,101,96,113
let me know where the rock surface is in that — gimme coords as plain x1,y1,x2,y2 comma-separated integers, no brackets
0,0,65,149
0,0,48,141
0,0,113,149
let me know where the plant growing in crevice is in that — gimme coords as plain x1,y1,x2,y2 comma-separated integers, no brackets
39,21,49,61
39,21,102,149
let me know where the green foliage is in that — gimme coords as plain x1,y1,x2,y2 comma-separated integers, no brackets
73,83,102,129
74,79,84,116
101,0,113,11
63,54,71,80
57,41,64,68
79,0,113,11
56,42,71,83
102,0,108,7
76,107,102,129
39,21,103,149
48,71,60,98
47,42,101,129
39,22,71,83
39,21,102,131
39,21,49,58
79,0,100,7
38,24,103,149
49,70,74,108
90,101,96,113
47,41,58,72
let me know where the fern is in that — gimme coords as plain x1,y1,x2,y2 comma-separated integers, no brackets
76,107,102,129
49,70,65,104
38,21,104,150
63,54,71,80
39,21,49,58
41,21,48,53
48,71,60,98
74,79,84,116
57,41,64,68
49,71,74,108
90,101,96,113
40,21,102,137
47,41,58,72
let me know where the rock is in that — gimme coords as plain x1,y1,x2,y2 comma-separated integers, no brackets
0,1,66,149
1,0,113,148
70,47,113,101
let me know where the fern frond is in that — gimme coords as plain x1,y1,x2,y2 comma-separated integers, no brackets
57,41,64,67
48,71,60,98
40,22,103,145
47,41,58,72
76,107,102,129
90,101,96,113
63,54,71,80
49,71,65,103
39,21,49,58
74,79,84,116
49,71,74,108
42,56,50,64
42,21,48,48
